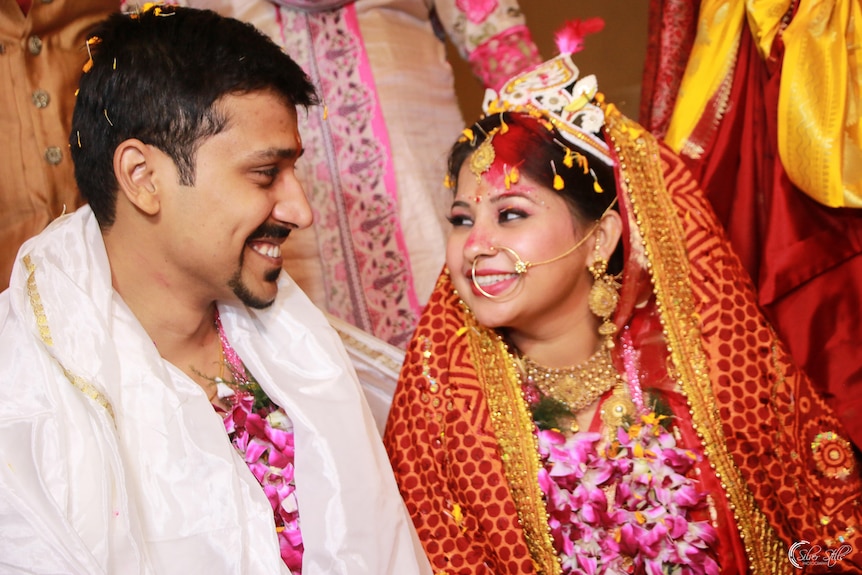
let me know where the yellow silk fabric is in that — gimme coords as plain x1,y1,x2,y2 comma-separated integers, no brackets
779,0,862,207
665,0,861,208
664,0,746,156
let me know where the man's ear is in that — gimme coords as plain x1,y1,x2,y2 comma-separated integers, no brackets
114,139,161,216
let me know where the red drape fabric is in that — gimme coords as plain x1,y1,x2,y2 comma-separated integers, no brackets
640,1,862,448
639,0,700,138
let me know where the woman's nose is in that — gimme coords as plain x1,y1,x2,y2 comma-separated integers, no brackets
463,225,498,261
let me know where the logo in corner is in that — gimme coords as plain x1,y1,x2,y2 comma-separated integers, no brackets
789,540,853,569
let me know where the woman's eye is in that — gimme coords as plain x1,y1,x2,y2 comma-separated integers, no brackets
499,209,527,223
446,214,473,227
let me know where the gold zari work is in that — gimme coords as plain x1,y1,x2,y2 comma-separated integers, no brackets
605,109,787,573
466,312,561,575
23,255,116,422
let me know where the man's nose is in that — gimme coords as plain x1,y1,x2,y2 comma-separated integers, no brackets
272,172,313,230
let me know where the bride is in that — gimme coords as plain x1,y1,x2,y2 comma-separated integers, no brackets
383,37,862,575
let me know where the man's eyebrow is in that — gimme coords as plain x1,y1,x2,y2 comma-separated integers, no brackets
244,146,303,162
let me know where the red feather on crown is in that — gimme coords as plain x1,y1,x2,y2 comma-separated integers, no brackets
554,17,605,55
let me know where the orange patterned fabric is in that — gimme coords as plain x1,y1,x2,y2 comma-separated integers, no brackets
384,112,862,574
384,273,534,574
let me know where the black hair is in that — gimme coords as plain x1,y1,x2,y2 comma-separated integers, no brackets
447,112,623,273
69,6,318,228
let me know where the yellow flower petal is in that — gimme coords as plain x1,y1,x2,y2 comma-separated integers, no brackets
553,174,564,191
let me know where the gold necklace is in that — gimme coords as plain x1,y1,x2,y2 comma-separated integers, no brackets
521,345,622,413
207,341,227,403
192,328,228,404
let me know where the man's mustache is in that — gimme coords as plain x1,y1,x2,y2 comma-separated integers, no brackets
247,222,291,242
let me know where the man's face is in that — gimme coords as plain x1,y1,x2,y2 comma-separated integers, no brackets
158,90,312,309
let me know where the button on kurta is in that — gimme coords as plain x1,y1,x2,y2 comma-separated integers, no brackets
32,90,50,108
44,147,62,165
28,36,43,56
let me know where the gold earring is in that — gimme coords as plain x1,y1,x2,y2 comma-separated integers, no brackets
587,235,620,348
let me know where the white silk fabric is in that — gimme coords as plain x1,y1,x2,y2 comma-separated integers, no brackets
0,206,431,575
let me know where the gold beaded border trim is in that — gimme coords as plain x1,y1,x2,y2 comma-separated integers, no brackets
24,255,116,422
604,110,787,573
465,313,561,575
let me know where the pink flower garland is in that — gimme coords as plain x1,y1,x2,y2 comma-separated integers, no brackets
216,311,304,573
536,414,720,575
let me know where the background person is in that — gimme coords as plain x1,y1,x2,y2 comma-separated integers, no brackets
0,0,119,291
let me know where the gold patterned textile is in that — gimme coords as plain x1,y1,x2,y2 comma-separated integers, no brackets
779,0,862,207
663,0,746,157
666,0,862,207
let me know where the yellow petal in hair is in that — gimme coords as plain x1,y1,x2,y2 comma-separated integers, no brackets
563,148,575,168
590,168,603,193
141,2,161,14
83,36,101,73
485,98,505,115
462,128,475,141
443,173,454,189
551,160,564,190
504,164,520,190
499,114,509,135
576,153,588,174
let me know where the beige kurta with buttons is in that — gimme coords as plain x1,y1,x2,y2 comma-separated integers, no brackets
0,0,119,290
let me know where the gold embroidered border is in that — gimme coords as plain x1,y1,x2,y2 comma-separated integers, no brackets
466,314,561,575
23,256,116,422
332,325,404,375
605,111,787,573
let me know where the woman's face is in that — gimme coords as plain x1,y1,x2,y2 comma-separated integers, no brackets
446,160,597,337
